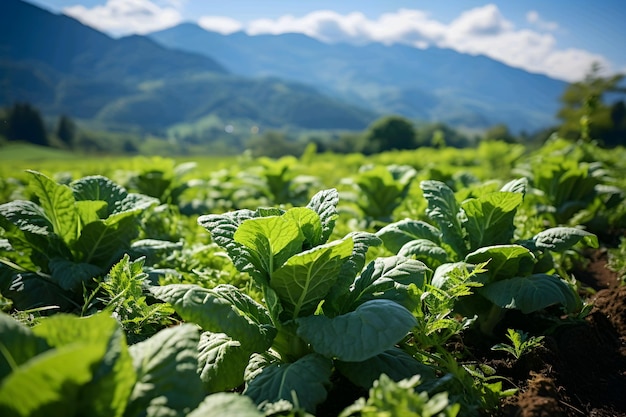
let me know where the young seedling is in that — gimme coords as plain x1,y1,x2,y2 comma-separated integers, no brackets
491,328,545,360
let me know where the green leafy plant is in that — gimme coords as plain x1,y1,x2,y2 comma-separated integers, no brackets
339,374,460,417
150,189,437,413
0,171,158,312
91,254,174,343
342,164,417,227
0,311,206,417
491,328,545,360
377,179,598,334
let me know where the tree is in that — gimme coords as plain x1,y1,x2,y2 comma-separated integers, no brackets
56,115,76,148
6,103,48,146
362,115,416,154
557,63,626,145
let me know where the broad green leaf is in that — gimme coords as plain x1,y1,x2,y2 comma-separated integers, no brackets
211,285,273,327
348,256,430,311
74,216,138,265
376,219,442,254
296,299,417,362
244,353,332,413
336,347,436,389
306,188,339,244
75,200,108,224
26,170,78,246
480,274,580,314
197,210,263,284
0,272,73,312
72,175,127,217
282,207,323,249
325,232,381,315
462,192,523,251
49,258,103,291
0,342,106,417
465,245,535,282
32,313,136,417
420,180,467,258
187,393,263,417
149,284,276,352
126,324,204,417
0,313,49,381
0,200,52,236
398,239,449,267
197,332,252,393
270,237,354,318
532,227,599,252
105,194,158,224
234,214,304,275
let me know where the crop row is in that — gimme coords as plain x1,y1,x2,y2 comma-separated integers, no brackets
0,137,625,416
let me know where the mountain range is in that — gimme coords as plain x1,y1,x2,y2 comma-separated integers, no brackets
2,0,569,137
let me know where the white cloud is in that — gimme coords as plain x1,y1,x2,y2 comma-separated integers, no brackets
64,0,182,36
198,16,243,34
526,10,559,32
240,4,611,82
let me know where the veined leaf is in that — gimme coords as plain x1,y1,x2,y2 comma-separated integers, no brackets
126,324,205,417
479,274,580,314
211,285,273,327
197,332,252,393
74,216,138,265
325,232,381,315
398,239,449,268
150,284,276,352
75,200,108,225
306,188,339,244
376,219,442,254
296,299,417,362
465,245,536,282
336,347,436,389
282,207,323,249
187,393,263,417
532,227,599,252
26,170,78,246
270,237,354,318
0,342,107,417
49,258,103,291
348,256,430,311
420,180,467,258
462,192,523,251
0,200,52,236
197,210,264,284
234,213,305,275
72,175,127,217
244,353,332,413
0,313,49,381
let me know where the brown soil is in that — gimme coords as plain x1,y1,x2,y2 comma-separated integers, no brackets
497,249,626,417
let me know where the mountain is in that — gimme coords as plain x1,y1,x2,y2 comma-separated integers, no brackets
150,23,569,132
0,0,376,131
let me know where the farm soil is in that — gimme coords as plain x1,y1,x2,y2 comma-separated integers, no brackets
497,248,626,417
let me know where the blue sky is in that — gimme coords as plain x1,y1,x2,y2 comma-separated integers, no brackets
29,0,626,82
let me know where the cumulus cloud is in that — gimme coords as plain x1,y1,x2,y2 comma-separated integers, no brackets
198,16,243,34
240,4,610,81
64,0,182,36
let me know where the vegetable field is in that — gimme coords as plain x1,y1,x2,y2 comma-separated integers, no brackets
1,137,625,417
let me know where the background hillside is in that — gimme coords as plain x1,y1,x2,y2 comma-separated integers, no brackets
149,23,568,132
0,0,376,133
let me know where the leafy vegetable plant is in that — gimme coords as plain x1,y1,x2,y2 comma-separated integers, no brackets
341,164,417,226
377,179,598,334
150,189,436,413
0,171,158,312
